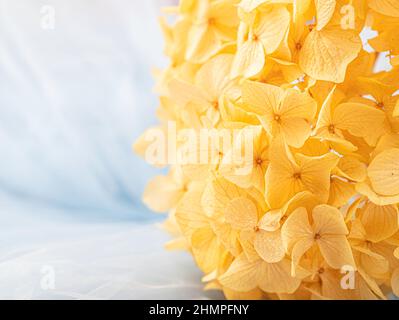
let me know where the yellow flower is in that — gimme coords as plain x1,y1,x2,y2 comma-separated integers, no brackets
242,81,317,148
281,204,355,274
219,125,269,192
175,181,228,274
315,86,386,148
352,75,399,134
224,197,286,263
185,0,239,63
219,253,305,293
168,54,235,129
143,167,188,213
231,4,291,78
265,137,338,208
298,3,362,83
349,219,390,280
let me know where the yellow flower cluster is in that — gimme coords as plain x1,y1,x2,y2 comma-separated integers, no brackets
135,0,399,299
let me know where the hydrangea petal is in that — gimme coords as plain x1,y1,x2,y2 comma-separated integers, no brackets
225,197,258,230
368,148,399,196
254,230,285,263
299,27,361,83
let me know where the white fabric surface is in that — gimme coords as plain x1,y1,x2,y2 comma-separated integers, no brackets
0,192,217,300
0,0,167,220
0,0,220,299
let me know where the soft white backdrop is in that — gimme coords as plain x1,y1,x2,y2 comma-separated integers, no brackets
0,0,220,299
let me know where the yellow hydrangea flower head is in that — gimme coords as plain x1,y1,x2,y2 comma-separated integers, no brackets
135,0,399,300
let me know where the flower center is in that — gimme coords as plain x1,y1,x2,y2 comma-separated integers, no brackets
328,124,336,134
295,43,302,50
252,34,259,42
208,18,216,26
256,158,263,165
274,114,281,122
293,172,302,180
314,233,321,240
376,102,384,109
